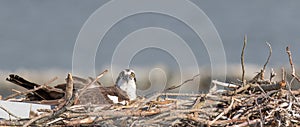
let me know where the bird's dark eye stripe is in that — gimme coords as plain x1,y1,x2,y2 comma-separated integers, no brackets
131,72,135,76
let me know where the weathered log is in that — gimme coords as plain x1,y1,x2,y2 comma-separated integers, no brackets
6,74,64,100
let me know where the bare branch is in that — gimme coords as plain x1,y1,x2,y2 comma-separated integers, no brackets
77,70,108,98
270,68,276,82
261,42,272,80
241,35,247,86
286,46,300,82
23,113,52,127
212,80,239,88
164,74,201,91
65,73,73,100
263,42,272,71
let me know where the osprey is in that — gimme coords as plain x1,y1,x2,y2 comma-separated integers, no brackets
77,69,137,105
115,69,137,100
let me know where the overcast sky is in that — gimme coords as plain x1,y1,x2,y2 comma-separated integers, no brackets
1,0,300,74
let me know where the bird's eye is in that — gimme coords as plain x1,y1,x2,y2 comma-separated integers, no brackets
130,72,135,77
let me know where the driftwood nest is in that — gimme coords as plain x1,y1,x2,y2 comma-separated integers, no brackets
1,38,300,126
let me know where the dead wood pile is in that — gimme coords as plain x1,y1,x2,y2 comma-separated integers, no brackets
1,38,300,126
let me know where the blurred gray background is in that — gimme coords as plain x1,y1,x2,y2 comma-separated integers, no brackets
1,1,300,96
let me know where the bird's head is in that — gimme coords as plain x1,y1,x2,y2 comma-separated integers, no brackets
117,69,136,83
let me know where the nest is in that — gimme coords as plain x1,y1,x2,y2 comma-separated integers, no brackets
1,40,300,126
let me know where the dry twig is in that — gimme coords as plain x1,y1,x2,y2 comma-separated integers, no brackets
77,70,108,98
0,105,21,120
209,97,235,125
241,35,247,86
65,73,73,100
164,74,201,91
286,46,300,82
23,113,52,127
261,42,272,80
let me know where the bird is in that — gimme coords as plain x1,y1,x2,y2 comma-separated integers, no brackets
115,69,137,101
77,69,137,105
